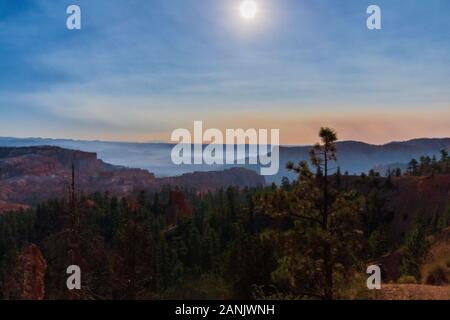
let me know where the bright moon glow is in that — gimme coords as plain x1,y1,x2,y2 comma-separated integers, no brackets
240,0,258,20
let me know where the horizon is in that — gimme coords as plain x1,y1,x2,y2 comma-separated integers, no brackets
2,134,450,148
0,0,449,144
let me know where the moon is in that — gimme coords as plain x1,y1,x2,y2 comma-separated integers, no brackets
240,0,258,20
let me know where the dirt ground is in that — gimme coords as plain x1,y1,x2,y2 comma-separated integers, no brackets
372,284,450,300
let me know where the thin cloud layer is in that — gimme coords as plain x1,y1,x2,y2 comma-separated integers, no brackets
0,0,449,143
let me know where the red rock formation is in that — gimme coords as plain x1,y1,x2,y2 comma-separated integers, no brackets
0,200,31,212
0,146,157,212
0,147,265,213
3,244,47,300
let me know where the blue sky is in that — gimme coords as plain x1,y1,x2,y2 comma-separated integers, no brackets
0,0,449,144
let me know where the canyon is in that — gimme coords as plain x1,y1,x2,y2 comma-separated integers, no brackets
0,146,265,213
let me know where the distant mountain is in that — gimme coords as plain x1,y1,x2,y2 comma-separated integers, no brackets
0,146,264,212
1,137,449,184
275,138,450,183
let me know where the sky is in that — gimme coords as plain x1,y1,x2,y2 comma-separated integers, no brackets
0,0,449,145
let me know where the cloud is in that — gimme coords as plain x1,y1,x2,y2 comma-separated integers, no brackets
1,0,450,143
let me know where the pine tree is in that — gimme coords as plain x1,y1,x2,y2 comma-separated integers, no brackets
408,159,419,176
258,128,364,299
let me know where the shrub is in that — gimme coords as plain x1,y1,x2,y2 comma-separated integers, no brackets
424,264,449,285
397,275,417,284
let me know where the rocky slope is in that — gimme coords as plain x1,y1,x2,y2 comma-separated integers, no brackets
387,175,450,243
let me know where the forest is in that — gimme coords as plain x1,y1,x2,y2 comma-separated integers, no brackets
0,128,449,300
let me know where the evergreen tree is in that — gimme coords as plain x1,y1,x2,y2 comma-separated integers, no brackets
257,128,364,299
408,159,419,176
400,211,428,280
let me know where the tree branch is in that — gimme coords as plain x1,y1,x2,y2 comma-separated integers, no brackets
290,212,322,224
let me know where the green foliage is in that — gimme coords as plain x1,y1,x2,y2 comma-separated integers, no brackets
436,203,450,231
361,180,395,259
406,149,450,176
0,186,280,299
367,229,388,259
397,275,418,284
400,212,429,280
256,128,364,299
0,210,36,298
